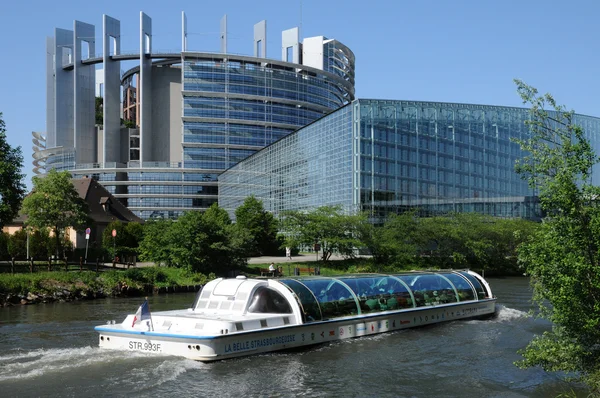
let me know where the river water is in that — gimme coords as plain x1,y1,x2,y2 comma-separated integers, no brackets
0,277,587,397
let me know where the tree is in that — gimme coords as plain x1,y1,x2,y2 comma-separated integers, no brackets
280,206,365,262
7,229,27,259
367,211,420,268
168,205,248,273
102,220,144,260
139,219,174,266
234,196,280,256
21,170,90,258
29,228,52,259
513,80,600,393
0,112,26,229
0,232,9,259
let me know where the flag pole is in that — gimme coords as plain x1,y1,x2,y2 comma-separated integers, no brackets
146,297,155,331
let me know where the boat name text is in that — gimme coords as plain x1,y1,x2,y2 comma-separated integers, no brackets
224,334,296,353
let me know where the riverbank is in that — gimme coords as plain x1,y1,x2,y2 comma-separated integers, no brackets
0,256,520,307
0,267,210,307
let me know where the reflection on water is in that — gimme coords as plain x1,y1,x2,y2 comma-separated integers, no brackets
0,278,590,397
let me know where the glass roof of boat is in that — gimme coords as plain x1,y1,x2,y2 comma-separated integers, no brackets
277,271,489,323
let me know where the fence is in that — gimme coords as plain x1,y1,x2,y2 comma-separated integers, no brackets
0,256,138,274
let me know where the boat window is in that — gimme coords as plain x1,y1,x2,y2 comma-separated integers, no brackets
299,279,359,320
340,276,413,313
395,274,455,307
279,279,322,322
247,287,293,314
458,272,487,299
440,272,474,302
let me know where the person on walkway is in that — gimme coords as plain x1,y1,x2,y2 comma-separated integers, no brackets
286,247,292,260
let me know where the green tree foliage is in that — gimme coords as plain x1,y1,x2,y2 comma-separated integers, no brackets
234,196,280,256
139,205,248,273
280,206,365,262
102,221,144,260
138,219,174,266
358,211,420,269
28,228,52,259
363,212,536,273
0,232,9,259
7,229,27,259
21,170,90,258
414,213,536,274
512,80,600,393
0,112,26,229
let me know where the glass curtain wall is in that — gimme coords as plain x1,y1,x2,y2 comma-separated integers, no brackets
355,100,600,221
220,98,600,222
219,104,354,218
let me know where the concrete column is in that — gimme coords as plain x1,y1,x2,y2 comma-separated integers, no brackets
282,27,300,63
74,20,96,165
102,15,121,164
54,28,74,150
140,12,152,162
253,20,266,58
46,36,56,148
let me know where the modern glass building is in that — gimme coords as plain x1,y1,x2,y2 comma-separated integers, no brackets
219,99,600,221
34,12,355,219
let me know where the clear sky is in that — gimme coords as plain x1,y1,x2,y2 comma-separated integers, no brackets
1,0,599,188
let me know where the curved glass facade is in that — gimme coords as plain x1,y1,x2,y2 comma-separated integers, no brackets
49,52,355,220
278,271,489,322
181,55,353,182
219,99,600,221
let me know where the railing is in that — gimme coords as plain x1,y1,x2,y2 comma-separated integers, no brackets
72,162,128,170
127,161,183,169
0,257,137,274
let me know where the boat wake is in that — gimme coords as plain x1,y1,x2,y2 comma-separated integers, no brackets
492,305,529,322
0,346,134,382
0,346,204,385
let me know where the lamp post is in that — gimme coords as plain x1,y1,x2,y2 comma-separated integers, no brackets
26,226,29,260
112,229,117,262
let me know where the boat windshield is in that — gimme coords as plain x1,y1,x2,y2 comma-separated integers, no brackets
278,271,491,321
247,286,293,314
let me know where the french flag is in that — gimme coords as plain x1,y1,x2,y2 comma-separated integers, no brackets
132,300,152,328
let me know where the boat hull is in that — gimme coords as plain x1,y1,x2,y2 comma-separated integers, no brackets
96,298,497,361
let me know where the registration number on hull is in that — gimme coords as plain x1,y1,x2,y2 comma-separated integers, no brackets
128,341,162,352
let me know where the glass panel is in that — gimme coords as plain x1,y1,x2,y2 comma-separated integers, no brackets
246,287,293,314
395,274,455,307
299,279,358,319
279,279,322,322
440,272,475,301
458,272,487,300
340,276,413,312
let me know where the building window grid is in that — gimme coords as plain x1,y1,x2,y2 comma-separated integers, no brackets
221,100,600,221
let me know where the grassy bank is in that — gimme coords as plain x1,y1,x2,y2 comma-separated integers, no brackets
0,267,212,297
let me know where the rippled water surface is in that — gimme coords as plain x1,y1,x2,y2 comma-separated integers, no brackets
0,278,587,397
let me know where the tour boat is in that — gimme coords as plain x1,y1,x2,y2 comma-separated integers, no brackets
95,270,497,361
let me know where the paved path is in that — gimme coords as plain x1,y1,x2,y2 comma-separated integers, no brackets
247,254,372,264
112,254,369,268
247,253,321,264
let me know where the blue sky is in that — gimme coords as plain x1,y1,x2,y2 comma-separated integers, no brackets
1,0,599,187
